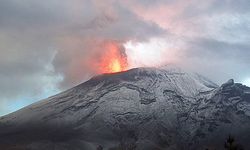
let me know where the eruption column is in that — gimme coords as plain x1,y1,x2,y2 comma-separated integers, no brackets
98,43,128,73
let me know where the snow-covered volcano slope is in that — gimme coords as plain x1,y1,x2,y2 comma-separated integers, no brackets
0,67,249,150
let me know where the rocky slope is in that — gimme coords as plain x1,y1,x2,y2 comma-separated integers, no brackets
0,67,249,150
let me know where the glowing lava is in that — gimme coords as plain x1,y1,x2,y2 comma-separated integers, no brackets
109,59,121,72
99,43,128,73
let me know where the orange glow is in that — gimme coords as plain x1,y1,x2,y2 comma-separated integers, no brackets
109,59,121,72
98,43,128,73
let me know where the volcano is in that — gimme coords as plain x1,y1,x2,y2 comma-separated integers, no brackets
0,67,250,150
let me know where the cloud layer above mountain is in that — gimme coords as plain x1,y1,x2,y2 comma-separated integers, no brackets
0,0,250,115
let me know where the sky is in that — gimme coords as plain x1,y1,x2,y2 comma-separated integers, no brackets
0,0,250,116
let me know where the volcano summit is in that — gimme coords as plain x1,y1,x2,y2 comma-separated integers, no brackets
0,67,250,150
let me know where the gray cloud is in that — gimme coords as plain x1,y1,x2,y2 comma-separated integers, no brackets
179,38,250,83
124,0,250,84
0,0,250,115
0,0,165,115
50,0,165,87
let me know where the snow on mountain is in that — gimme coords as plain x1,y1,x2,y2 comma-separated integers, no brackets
0,67,249,150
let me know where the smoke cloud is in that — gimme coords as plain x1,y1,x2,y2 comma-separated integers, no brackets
0,0,250,115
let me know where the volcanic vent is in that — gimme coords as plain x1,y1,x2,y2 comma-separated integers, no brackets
98,42,128,73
